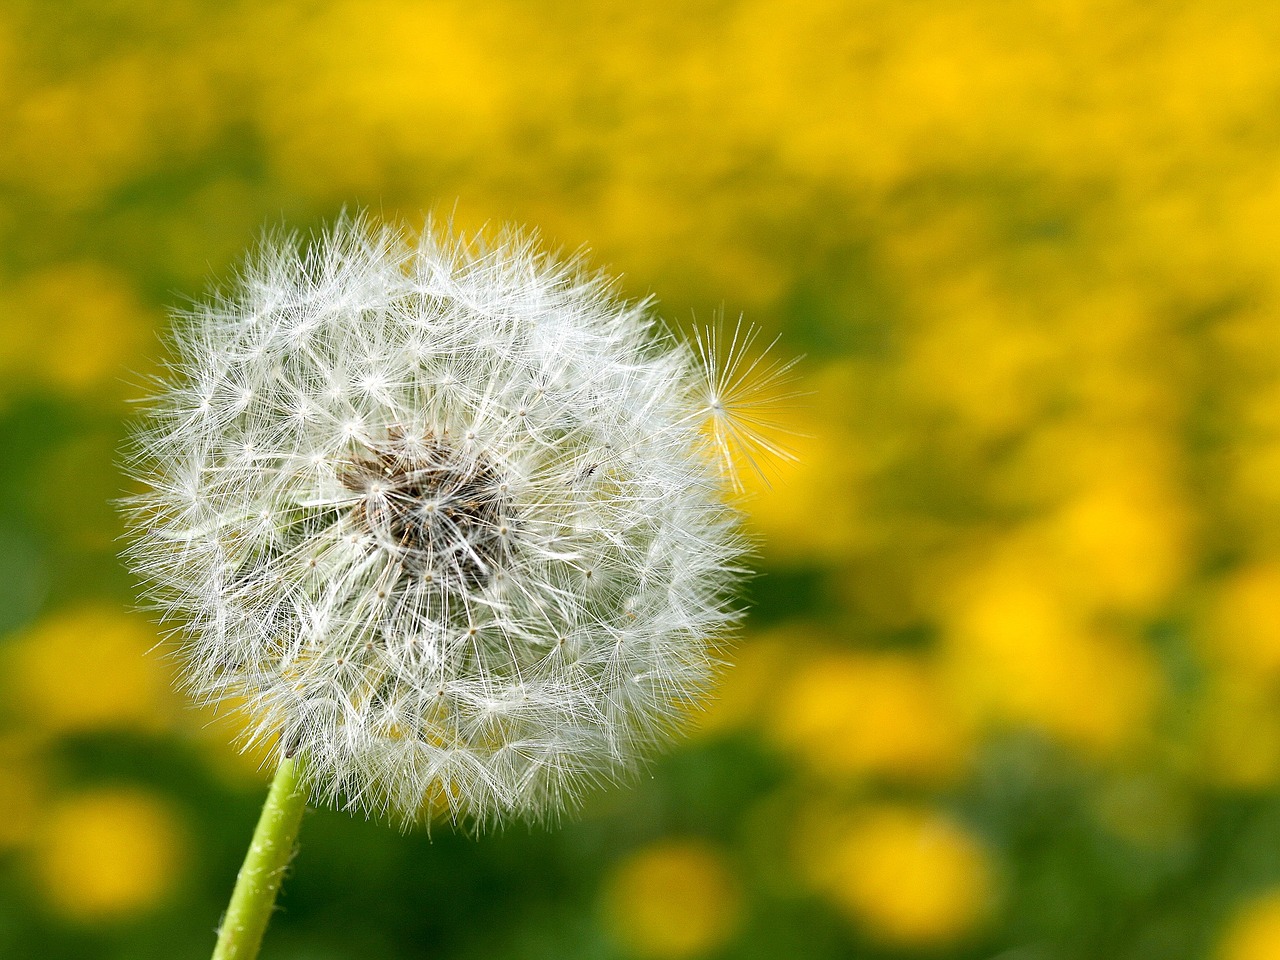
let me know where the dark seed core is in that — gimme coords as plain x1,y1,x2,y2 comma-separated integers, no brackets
342,430,515,588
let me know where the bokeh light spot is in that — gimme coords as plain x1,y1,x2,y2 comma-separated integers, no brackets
603,839,742,959
768,649,972,784
33,787,185,920
3,605,176,736
799,804,996,948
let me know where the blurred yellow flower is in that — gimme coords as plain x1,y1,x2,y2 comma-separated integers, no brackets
767,649,972,784
32,788,185,920
1205,564,1280,676
799,803,996,947
602,840,741,959
252,0,512,194
0,51,217,206
1218,889,1280,960
3,605,176,736
989,424,1191,618
1042,461,1190,617
899,275,1056,442
741,361,865,565
2,66,150,205
0,263,150,404
942,547,1163,754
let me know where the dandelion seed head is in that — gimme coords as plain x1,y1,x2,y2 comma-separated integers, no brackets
123,216,786,827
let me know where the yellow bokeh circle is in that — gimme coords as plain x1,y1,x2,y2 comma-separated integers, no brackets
33,788,185,920
805,804,996,947
768,650,971,784
603,839,742,959
3,605,175,736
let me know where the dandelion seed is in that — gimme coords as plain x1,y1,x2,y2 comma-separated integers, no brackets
694,317,804,491
124,215,784,828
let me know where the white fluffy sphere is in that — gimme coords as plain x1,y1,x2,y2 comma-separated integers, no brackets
125,217,750,825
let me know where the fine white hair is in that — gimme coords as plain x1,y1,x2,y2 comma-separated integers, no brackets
124,215,758,827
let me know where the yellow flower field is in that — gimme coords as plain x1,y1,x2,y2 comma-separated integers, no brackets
2,0,1279,957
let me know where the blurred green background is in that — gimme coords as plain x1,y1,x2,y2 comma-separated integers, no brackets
4,1,1280,958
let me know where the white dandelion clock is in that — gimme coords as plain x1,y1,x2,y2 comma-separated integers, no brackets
123,216,788,959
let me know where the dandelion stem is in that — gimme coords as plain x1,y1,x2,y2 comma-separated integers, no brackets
212,757,307,960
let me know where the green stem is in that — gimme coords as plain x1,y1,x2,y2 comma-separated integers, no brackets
211,757,308,960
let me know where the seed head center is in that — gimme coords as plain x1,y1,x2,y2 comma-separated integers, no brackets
343,431,515,588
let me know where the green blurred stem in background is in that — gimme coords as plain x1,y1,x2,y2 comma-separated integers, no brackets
212,757,307,960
